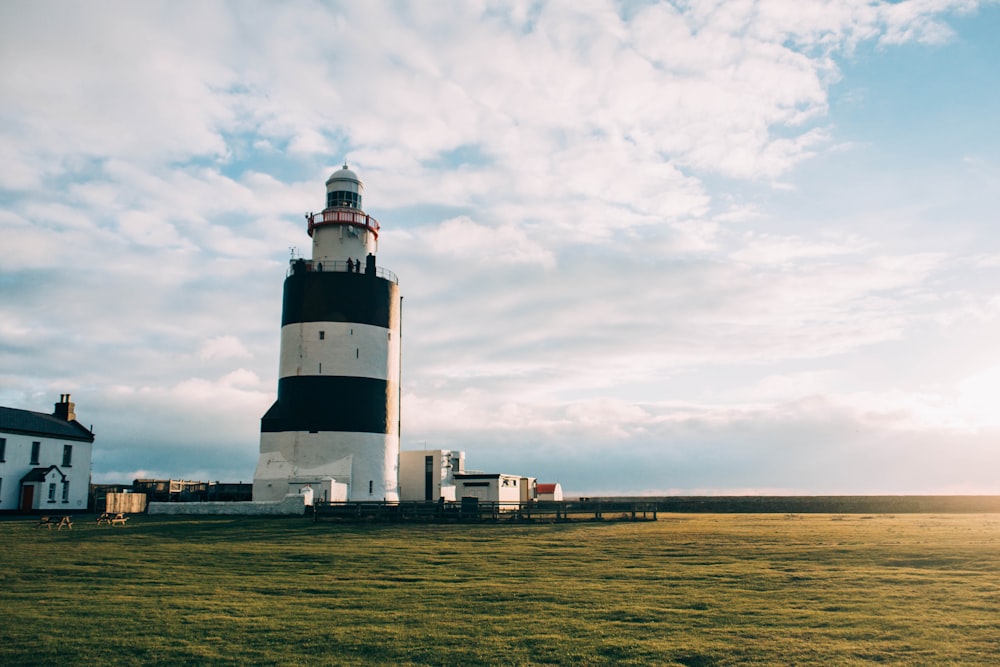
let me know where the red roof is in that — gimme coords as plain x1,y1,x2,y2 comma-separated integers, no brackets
537,483,559,494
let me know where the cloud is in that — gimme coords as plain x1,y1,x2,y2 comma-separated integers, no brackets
1,0,997,493
198,336,253,361
405,216,556,268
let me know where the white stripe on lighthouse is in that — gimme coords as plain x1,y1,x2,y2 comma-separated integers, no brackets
279,321,399,381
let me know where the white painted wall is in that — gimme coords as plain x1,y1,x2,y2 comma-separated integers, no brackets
455,474,522,508
312,224,377,266
279,322,400,381
255,431,398,502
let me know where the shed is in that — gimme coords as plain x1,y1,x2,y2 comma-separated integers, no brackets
537,482,563,501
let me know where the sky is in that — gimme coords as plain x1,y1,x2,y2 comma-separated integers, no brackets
2,0,1000,495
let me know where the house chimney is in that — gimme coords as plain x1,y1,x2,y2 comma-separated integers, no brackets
54,394,76,421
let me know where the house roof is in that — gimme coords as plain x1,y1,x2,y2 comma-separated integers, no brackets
0,406,94,442
454,472,522,480
21,466,65,483
537,483,560,494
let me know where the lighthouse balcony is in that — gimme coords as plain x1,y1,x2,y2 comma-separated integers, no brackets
307,208,380,238
287,258,398,284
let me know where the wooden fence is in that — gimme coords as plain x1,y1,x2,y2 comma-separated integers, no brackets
312,499,658,523
105,492,147,514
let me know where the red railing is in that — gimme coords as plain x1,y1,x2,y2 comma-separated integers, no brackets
307,208,380,238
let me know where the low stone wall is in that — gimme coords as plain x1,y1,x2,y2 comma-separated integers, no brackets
148,495,306,516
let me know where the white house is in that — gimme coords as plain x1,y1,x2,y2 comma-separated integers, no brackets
0,394,94,512
453,472,524,508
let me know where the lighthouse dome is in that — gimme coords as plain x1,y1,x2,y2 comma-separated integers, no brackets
325,163,363,209
326,164,361,186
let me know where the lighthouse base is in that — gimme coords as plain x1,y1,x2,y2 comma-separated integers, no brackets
252,431,399,503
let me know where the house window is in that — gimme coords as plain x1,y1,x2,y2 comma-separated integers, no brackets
369,480,373,494
30,441,40,465
63,445,73,467
48,482,57,502
0,477,3,500
62,481,70,503
0,437,5,461
319,331,325,340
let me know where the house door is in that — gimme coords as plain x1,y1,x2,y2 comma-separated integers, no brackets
20,485,34,512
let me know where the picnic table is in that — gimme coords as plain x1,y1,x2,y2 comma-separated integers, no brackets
35,516,73,530
98,512,129,527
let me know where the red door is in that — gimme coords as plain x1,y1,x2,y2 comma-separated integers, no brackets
20,485,34,512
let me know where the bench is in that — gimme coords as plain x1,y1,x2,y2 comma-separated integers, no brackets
98,512,128,526
35,516,72,530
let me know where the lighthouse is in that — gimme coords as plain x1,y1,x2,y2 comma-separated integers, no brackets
253,165,401,503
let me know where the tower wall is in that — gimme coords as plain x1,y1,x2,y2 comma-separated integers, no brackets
312,224,376,266
254,266,401,502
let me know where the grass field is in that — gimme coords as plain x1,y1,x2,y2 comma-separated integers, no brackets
2,513,999,666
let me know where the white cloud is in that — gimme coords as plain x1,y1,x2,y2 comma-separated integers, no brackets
2,0,997,493
409,216,556,268
198,336,253,361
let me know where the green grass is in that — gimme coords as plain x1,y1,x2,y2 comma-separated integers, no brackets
2,513,999,665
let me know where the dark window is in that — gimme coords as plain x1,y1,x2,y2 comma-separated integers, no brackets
62,481,70,503
369,480,373,494
326,190,362,209
30,441,40,465
0,437,5,461
0,477,3,500
319,331,325,340
63,445,72,467
424,455,434,501
48,482,56,502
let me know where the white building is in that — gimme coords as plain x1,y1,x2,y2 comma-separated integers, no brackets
399,449,465,502
0,394,94,512
537,482,563,501
453,472,527,509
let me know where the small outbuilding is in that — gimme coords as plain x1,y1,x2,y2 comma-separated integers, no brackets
537,482,563,501
454,472,523,508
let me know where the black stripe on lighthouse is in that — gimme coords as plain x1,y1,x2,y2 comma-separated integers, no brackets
281,270,399,328
260,376,399,434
